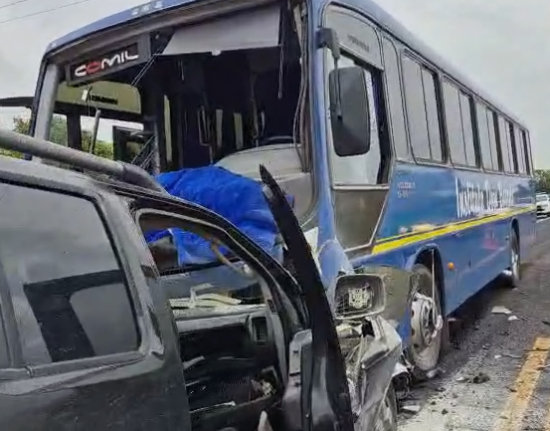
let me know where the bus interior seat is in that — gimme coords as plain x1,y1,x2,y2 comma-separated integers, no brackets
171,49,312,217
215,144,312,219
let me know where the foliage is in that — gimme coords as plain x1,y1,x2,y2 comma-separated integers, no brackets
6,115,114,160
535,169,550,193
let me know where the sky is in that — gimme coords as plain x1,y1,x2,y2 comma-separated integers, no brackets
0,0,548,167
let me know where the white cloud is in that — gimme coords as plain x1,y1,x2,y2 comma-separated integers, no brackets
0,0,548,166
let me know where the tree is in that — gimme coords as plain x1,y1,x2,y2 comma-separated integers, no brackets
9,115,114,160
535,169,550,193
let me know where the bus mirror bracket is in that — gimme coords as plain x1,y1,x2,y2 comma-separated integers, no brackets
317,27,342,118
316,27,341,61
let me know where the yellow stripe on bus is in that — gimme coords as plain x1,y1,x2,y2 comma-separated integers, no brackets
371,207,533,255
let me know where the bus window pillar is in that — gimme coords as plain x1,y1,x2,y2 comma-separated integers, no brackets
140,82,168,174
66,113,82,151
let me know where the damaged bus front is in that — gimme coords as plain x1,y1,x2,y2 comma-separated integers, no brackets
27,0,411,421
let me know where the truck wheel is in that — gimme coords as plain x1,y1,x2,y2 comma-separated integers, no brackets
373,385,398,431
405,263,445,381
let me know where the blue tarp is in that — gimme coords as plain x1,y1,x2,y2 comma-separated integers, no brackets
145,166,287,265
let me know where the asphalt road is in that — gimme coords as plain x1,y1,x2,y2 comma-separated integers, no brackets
399,217,550,431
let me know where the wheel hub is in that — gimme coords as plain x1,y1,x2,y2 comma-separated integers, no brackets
411,292,443,351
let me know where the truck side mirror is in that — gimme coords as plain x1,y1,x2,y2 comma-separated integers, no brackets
328,66,371,157
334,273,386,320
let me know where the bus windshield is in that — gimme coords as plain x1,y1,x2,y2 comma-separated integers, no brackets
33,4,313,218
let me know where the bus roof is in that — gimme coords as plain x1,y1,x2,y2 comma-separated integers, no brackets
45,0,524,126
46,0,194,52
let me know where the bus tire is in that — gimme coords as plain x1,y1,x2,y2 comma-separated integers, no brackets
405,263,445,381
508,229,521,287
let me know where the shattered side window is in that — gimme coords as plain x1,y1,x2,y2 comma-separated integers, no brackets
137,210,276,319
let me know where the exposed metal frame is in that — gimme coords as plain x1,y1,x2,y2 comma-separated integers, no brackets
0,128,165,192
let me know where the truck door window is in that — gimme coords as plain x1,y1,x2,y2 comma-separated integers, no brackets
0,183,140,365
138,210,283,315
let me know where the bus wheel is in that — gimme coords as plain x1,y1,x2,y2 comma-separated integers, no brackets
509,230,521,287
406,263,444,381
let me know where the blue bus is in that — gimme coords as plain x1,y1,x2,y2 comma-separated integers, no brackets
26,0,536,378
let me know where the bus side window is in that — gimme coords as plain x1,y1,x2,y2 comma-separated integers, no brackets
381,37,408,160
442,80,478,168
442,82,466,165
475,102,494,170
521,129,532,175
497,117,513,173
507,122,519,173
487,108,501,171
512,125,525,174
459,93,477,167
401,56,443,162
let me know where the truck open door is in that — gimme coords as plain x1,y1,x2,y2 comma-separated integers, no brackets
259,165,355,431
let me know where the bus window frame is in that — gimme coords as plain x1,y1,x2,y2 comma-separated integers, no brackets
399,49,447,167
440,76,481,172
31,63,60,145
322,4,393,190
472,98,503,174
521,128,533,175
384,38,533,180
380,35,412,163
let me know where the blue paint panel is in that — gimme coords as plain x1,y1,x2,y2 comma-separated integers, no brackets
345,162,536,348
378,163,535,239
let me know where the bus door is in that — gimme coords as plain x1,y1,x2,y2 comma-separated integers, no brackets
323,9,392,252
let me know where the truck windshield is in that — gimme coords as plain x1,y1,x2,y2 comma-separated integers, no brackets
33,4,313,219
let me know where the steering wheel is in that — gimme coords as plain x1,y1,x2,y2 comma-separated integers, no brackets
258,135,295,146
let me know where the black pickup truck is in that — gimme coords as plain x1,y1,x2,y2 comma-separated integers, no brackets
0,129,403,431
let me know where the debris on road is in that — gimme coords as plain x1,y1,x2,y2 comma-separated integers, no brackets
401,404,421,415
455,372,490,384
426,368,443,379
399,224,550,431
492,305,512,315
502,353,522,359
471,372,491,384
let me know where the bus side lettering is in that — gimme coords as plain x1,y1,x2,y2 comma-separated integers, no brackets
456,178,515,218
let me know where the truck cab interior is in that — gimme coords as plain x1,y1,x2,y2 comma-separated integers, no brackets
138,210,304,431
